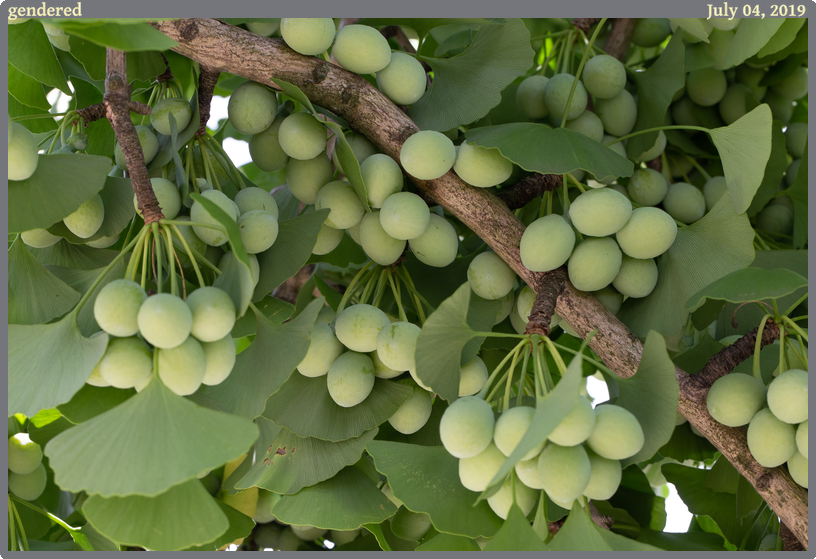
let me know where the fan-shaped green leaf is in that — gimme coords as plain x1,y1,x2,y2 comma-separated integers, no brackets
47,177,136,244
416,533,480,551
722,19,786,69
636,529,728,551
54,20,177,52
183,500,255,551
8,62,51,110
9,93,58,133
8,20,70,93
57,385,135,424
325,121,371,210
756,18,806,58
30,241,119,270
232,296,294,338
598,528,663,551
659,422,718,462
483,504,547,551
748,120,788,216
668,19,710,43
67,35,166,82
687,268,807,312
548,502,612,550
307,230,369,268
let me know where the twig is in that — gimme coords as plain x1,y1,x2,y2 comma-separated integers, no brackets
604,18,636,61
525,267,568,336
571,18,602,35
197,64,221,136
497,174,562,210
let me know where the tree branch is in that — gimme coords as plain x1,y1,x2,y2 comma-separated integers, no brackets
525,267,567,336
149,19,808,548
497,173,562,210
604,18,636,61
571,18,602,35
197,64,220,136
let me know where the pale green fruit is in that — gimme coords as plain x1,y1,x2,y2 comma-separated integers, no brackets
291,525,328,540
376,321,421,372
218,251,260,288
114,125,159,170
616,207,677,259
594,89,637,136
8,122,39,180
151,98,193,136
332,24,391,75
594,286,623,314
315,180,364,229
379,192,430,240
98,336,154,389
459,356,488,397
190,190,238,247
186,286,237,343
568,237,622,292
333,131,379,176
467,252,516,300
633,130,667,163
516,286,536,322
582,54,626,100
376,51,427,105
86,364,110,387
408,214,458,268
388,379,433,434
487,475,538,520
228,81,278,136
453,142,514,188
565,110,604,143
671,96,702,127
361,153,403,208
286,153,333,204
63,194,104,239
787,451,808,489
628,168,668,207
409,368,434,393
516,75,550,119
133,177,181,220
238,210,279,254
494,406,545,460
330,529,360,546
771,66,808,100
544,73,588,121
549,396,596,446
317,306,336,324
8,433,43,475
519,214,576,272
631,18,671,47
514,458,544,490
8,463,47,501
158,336,207,396
718,84,753,125
86,234,119,249
20,228,61,248
249,116,290,172
400,131,456,181
785,159,801,186
276,527,304,550
747,408,797,467
391,507,431,541
763,90,794,124
94,279,148,337
663,182,706,224
335,303,390,353
612,255,658,299
703,176,728,211
253,490,281,524
298,323,344,377
537,443,592,503
710,17,740,31
359,210,406,266
280,18,335,55
326,351,376,407
767,369,808,424
440,396,495,459
796,420,807,459
235,187,278,218
785,122,807,159
756,205,794,236
583,449,622,500
278,112,327,161
137,293,193,349
687,68,727,107
246,21,280,37
312,223,344,255
736,65,768,100
586,404,645,460
370,349,401,379
494,290,514,325
201,335,237,386
569,187,632,237
706,373,766,427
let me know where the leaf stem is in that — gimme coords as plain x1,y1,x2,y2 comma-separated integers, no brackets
478,339,529,401
560,19,607,128
782,316,808,344
606,125,710,146
753,314,773,381
152,222,163,293
387,270,408,322
782,292,808,317
336,261,377,314
169,224,206,287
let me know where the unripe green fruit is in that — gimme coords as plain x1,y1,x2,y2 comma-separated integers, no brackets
514,457,544,489
785,122,807,159
747,408,797,467
565,111,604,143
335,303,390,353
151,98,193,136
494,406,545,460
537,443,592,503
756,205,793,236
190,189,238,247
134,178,181,220
516,286,535,322
315,180,364,229
568,237,622,292
510,308,527,334
8,122,39,181
594,89,637,136
767,369,808,424
201,335,237,386
253,489,281,525
796,420,808,459
616,207,677,259
333,132,378,176
8,433,43,475
788,451,808,489
687,68,727,107
114,125,159,170
379,192,430,240
612,255,658,299
710,18,740,30
663,182,705,224
718,84,753,125
628,168,668,207
516,75,550,119
246,21,280,37
705,29,736,71
548,395,596,447
736,65,768,100
631,18,671,47
235,187,278,217
63,194,104,239
408,214,458,268
94,279,148,337
286,153,333,204
376,51,427,105
249,116,290,172
86,234,119,249
771,66,808,100
467,252,516,300
228,82,278,136
519,214,575,273
390,507,431,541
785,159,800,186
763,91,794,123
158,336,207,396
544,73,588,121
569,187,632,237
400,131,456,181
98,336,153,389
370,349,401,379
440,396,495,459
278,112,327,161
671,96,702,127
137,293,193,349
359,210,406,265
377,321,421,372
583,449,622,500
238,210,279,254
703,176,728,211
330,530,360,546
586,404,645,460
459,356,488,397
594,286,623,314
186,286,237,343
86,364,110,387
291,524,327,540
326,351,376,407
388,379,433,434
8,463,47,501
280,18,336,55
21,228,61,248
298,323,344,377
453,142,514,188
493,290,514,325
332,24,392,75
361,153,403,208
582,54,626,100
633,130,667,163
312,223,344,255
706,373,767,427
487,475,538,520
276,527,304,550
218,251,260,288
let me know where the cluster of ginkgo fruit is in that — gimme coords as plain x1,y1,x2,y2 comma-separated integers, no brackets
8,433,47,503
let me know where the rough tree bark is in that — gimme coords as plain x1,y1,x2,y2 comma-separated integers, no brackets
604,18,636,61
150,19,808,548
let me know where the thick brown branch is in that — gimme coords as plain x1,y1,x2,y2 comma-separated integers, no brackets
75,103,107,124
497,173,562,210
273,265,315,305
156,54,174,82
525,267,567,336
150,19,809,548
572,18,602,35
604,18,636,61
646,157,661,173
104,49,163,224
128,101,152,116
197,64,221,136
781,523,805,551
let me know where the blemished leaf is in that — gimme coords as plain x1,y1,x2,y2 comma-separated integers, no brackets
483,505,548,551
747,119,788,216
722,19,786,69
47,176,136,244
263,374,413,442
183,500,255,551
57,385,136,424
409,19,534,131
201,298,323,420
547,502,612,550
466,124,634,180
756,18,806,58
367,441,503,539
8,238,80,326
83,480,229,551
8,154,113,234
232,296,294,338
416,533,481,551
8,311,108,418
8,20,71,93
658,422,718,462
687,268,808,312
8,62,51,110
271,466,396,530
44,377,259,497
709,104,773,214
53,20,178,52
668,19,710,43
617,196,755,339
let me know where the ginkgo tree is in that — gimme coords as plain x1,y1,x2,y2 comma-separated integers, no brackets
6,16,808,552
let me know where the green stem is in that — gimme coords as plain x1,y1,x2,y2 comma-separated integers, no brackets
358,267,381,306
387,271,408,322
539,342,554,392
141,226,152,289
75,232,144,315
163,225,179,297
560,19,607,128
568,173,587,193
548,341,618,378
8,495,17,551
785,336,807,369
503,344,523,411
9,495,79,535
10,497,28,551
681,152,711,181
753,314,773,382
152,223,163,293
169,224,206,287
783,293,808,317
532,336,544,397
125,228,148,282
204,135,247,190
517,347,531,407
782,316,809,343
337,261,377,314
542,337,568,375
160,219,226,232
478,339,529,401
